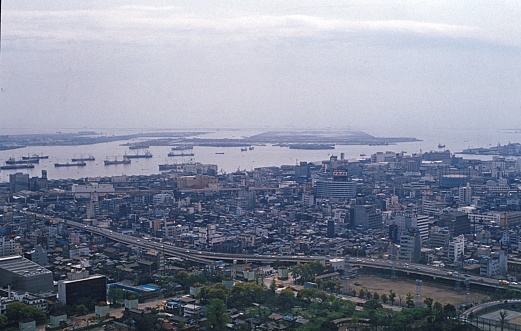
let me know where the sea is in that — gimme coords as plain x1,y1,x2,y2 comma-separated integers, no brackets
1,127,520,183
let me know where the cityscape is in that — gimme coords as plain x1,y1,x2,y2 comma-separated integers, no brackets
1,129,521,330
2,1,521,330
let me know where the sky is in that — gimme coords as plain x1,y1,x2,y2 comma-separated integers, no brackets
1,1,521,135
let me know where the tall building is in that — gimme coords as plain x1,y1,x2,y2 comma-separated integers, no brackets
398,230,422,263
0,237,16,257
58,273,107,305
480,250,507,277
315,180,356,200
447,235,465,263
439,211,471,236
350,205,382,229
9,172,30,193
458,184,472,205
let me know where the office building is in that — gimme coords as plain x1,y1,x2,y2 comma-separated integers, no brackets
58,273,107,305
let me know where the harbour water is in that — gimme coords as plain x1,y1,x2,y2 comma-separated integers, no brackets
1,127,520,183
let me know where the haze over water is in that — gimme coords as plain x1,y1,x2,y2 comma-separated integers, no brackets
1,127,519,183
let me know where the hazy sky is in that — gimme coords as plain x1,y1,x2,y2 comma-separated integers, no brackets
1,1,521,134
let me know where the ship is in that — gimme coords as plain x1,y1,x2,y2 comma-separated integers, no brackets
22,154,49,160
215,152,225,155
6,157,40,164
167,152,194,157
104,158,131,165
248,146,254,150
240,148,248,152
1,163,35,170
71,156,95,162
438,143,446,149
124,150,153,159
54,162,87,167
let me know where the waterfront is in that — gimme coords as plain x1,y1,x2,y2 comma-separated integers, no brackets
1,127,520,183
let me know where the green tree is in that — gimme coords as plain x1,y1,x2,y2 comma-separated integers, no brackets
277,288,296,311
0,315,7,329
405,293,414,308
373,292,380,302
381,293,388,304
206,299,230,331
6,302,47,324
424,297,433,310
270,279,277,292
389,290,396,306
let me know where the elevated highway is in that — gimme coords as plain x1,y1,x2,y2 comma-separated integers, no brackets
19,210,521,294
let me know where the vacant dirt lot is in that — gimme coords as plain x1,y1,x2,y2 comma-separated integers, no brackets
350,274,489,306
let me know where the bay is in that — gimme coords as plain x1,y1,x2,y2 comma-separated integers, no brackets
1,127,520,183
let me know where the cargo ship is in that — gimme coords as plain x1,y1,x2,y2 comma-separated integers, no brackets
22,154,49,160
6,157,40,164
1,163,35,170
71,156,95,162
104,158,131,165
54,162,87,167
124,150,153,159
167,152,194,157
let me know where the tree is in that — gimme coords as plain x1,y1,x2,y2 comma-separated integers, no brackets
6,302,47,324
0,315,7,329
277,288,296,311
270,279,277,292
373,292,380,302
381,293,388,304
424,297,433,311
206,299,230,331
405,293,414,308
389,290,396,306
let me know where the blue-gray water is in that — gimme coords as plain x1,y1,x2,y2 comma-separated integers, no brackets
1,127,519,183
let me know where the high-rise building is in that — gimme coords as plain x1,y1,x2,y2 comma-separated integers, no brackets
398,230,422,263
9,172,30,193
458,184,472,205
315,180,356,200
0,237,16,257
58,273,107,305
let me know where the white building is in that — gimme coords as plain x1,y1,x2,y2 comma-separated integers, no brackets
480,250,508,277
447,235,465,263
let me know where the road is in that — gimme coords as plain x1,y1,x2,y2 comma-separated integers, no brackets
19,210,521,293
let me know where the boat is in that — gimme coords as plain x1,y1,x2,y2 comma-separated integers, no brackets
124,150,153,159
104,158,131,165
6,157,40,164
248,146,254,150
215,152,225,155
54,162,87,167
438,143,446,149
167,152,194,157
1,164,35,170
22,154,49,160
71,156,95,162
240,148,248,152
